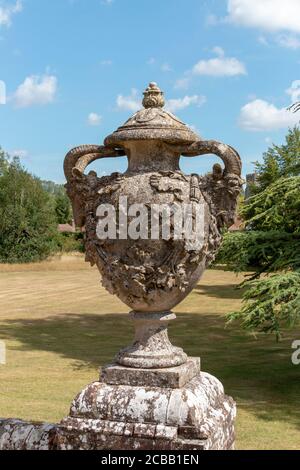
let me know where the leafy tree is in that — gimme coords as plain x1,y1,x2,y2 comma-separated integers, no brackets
217,229,300,274
253,127,300,192
218,224,300,340
0,150,59,262
228,271,300,340
0,148,9,175
41,180,72,224
54,191,72,224
219,177,300,339
216,126,300,338
56,232,84,253
241,176,300,233
42,180,65,196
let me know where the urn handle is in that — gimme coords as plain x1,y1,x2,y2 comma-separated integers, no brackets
64,144,125,183
178,140,243,229
181,140,242,178
64,145,125,227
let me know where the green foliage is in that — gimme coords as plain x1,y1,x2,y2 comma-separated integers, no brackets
0,148,10,175
219,229,300,337
0,147,79,262
41,180,64,195
0,152,60,263
218,177,300,274
220,196,300,336
56,232,84,253
228,272,300,339
41,180,72,225
54,192,72,224
241,176,300,232
253,127,300,192
218,129,300,338
216,231,300,274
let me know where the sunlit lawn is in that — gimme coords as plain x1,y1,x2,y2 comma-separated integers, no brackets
0,254,299,450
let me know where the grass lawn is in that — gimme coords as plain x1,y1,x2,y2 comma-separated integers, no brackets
0,254,299,450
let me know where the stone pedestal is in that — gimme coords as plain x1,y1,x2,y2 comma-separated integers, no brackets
57,357,236,450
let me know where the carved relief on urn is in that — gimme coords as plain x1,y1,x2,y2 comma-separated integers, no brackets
64,82,243,370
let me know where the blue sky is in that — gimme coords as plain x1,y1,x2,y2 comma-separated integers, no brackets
0,0,299,182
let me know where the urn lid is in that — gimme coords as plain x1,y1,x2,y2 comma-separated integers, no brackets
104,82,200,147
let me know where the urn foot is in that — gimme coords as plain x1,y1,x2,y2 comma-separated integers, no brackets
116,311,188,369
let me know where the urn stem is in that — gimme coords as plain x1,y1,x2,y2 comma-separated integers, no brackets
115,311,188,369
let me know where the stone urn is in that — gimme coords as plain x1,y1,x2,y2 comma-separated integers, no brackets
59,83,243,450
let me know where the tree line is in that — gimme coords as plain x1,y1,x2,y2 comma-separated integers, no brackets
0,148,83,263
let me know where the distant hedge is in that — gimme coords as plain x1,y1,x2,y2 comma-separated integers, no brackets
56,232,84,254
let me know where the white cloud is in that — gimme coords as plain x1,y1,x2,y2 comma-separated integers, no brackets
212,46,225,57
116,88,141,112
165,95,206,113
161,62,172,72
100,59,112,66
116,89,206,114
147,57,155,65
226,0,300,33
12,74,57,108
286,80,300,103
240,81,300,131
276,34,300,50
88,112,102,126
205,14,218,26
192,47,246,76
174,77,191,90
174,47,246,89
258,35,269,46
0,0,22,27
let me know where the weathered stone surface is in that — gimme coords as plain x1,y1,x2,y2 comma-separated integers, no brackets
63,82,243,370
0,370,236,450
104,82,199,146
67,371,226,426
101,357,200,389
56,371,236,450
0,419,57,450
116,312,187,369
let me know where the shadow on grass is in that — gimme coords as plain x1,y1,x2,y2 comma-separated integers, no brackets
194,284,245,299
1,311,300,429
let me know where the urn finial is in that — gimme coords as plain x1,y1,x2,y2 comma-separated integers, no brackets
142,82,165,109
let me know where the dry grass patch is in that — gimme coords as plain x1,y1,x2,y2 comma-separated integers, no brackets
0,255,299,449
